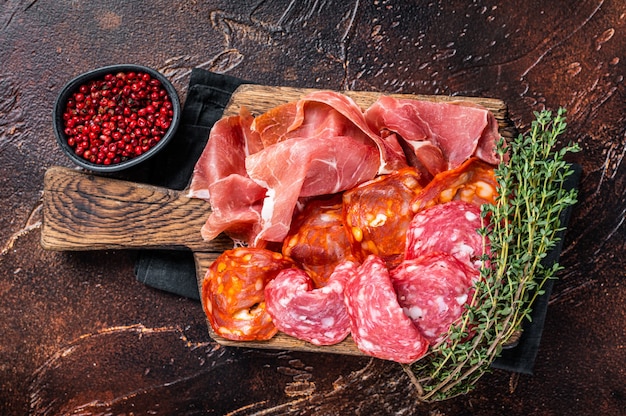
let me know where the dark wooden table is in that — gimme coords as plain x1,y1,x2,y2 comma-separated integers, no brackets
1,1,624,415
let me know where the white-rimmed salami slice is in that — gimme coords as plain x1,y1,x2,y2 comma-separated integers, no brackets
391,252,475,343
344,255,428,363
405,200,487,275
264,262,353,346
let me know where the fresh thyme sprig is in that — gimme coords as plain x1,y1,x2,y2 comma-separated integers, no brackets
403,108,580,402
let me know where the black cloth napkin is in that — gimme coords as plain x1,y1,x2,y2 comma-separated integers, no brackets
133,68,581,374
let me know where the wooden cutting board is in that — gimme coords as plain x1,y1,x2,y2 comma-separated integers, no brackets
41,85,514,356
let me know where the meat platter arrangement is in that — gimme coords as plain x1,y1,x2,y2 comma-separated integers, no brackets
187,86,507,362
42,85,578,401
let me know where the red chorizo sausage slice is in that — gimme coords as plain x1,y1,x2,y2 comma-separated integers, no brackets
264,262,353,346
411,157,498,212
202,247,295,341
282,195,354,287
344,255,429,363
343,167,423,268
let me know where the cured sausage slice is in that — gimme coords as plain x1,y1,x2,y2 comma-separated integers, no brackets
282,195,354,287
202,248,295,341
264,263,353,346
405,200,487,274
343,167,423,268
344,255,428,363
411,157,498,213
391,252,475,343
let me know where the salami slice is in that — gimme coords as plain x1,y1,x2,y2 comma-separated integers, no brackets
343,167,423,269
344,255,428,363
391,252,475,343
264,262,353,346
202,247,295,341
282,195,354,287
405,200,487,274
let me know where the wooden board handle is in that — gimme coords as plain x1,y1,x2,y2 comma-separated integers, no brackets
41,166,230,252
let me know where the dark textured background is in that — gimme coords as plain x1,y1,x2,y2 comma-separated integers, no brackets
1,1,624,415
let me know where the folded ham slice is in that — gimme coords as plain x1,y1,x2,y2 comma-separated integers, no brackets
246,135,379,244
252,91,407,173
364,96,501,169
187,109,267,244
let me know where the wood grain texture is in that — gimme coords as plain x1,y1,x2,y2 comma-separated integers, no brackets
42,166,217,252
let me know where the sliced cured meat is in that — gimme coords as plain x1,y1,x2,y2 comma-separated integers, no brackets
188,109,266,244
246,135,380,244
411,157,498,213
251,101,302,146
393,132,447,185
188,108,263,201
343,167,423,268
405,200,487,274
202,248,295,341
364,96,501,169
282,195,354,287
252,91,407,174
264,264,353,346
303,91,408,174
344,255,429,363
252,100,368,148
199,175,266,244
391,252,475,343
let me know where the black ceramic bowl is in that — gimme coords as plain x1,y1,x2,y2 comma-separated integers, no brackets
53,64,181,173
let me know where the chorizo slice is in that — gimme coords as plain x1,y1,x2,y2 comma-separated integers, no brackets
391,252,476,343
342,167,423,268
344,255,429,363
202,247,295,341
405,200,487,274
411,157,498,212
264,263,353,346
282,195,354,287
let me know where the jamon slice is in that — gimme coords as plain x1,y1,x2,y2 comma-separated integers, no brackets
344,255,429,363
264,264,353,346
252,101,362,147
391,252,475,343
188,109,266,244
303,91,407,174
199,176,266,243
188,108,262,201
364,96,501,169
246,135,380,244
252,91,407,174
